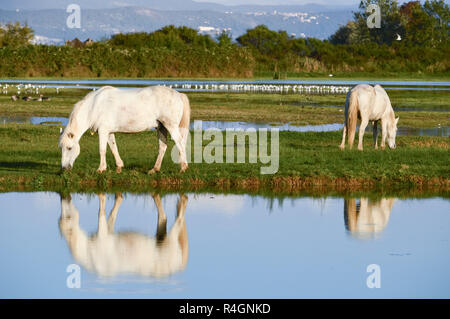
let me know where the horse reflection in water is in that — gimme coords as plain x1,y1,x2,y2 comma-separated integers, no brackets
344,198,395,239
59,193,188,278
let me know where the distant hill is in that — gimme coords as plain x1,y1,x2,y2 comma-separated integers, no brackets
0,1,353,44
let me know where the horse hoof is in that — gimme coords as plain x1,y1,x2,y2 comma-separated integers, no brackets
148,168,159,175
339,145,345,150
96,169,105,173
180,163,188,173
116,166,123,173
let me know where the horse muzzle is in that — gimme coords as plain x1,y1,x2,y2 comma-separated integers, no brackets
61,165,72,171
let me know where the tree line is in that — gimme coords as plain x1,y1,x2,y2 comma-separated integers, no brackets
0,0,448,78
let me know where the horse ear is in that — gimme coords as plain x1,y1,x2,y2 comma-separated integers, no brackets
68,132,74,138
395,117,399,125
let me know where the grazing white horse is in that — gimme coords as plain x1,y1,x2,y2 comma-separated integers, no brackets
340,84,399,150
344,197,395,240
58,85,191,173
59,193,189,278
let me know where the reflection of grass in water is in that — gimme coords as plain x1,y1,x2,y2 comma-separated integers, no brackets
290,121,309,127
0,123,448,195
39,121,62,126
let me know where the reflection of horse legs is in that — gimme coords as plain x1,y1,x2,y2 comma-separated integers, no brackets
97,193,123,238
152,194,168,244
175,194,189,266
151,193,189,264
372,121,379,149
344,198,360,232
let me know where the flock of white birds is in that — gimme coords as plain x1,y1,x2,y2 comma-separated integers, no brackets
173,83,351,94
1,82,351,96
1,83,62,95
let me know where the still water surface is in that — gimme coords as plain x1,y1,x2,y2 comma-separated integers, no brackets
1,116,448,137
0,192,449,298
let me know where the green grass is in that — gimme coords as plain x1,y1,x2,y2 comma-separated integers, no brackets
255,72,450,81
0,124,448,195
2,73,450,81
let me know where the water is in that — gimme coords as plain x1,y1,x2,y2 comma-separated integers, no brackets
0,192,449,298
2,116,448,137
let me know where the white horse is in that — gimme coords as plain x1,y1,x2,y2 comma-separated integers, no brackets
59,193,189,278
58,85,191,173
344,197,395,240
340,84,399,150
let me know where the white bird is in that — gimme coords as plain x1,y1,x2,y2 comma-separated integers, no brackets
396,33,401,41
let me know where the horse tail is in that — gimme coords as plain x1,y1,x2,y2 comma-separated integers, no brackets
347,90,359,149
179,93,191,143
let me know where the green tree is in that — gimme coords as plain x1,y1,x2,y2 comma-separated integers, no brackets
400,1,434,46
217,30,232,46
352,0,405,45
423,0,450,45
0,22,34,48
330,21,358,44
237,25,292,73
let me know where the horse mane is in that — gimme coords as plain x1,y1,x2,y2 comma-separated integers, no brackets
65,86,114,136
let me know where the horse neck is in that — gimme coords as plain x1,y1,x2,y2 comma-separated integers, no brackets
386,100,395,117
67,104,90,141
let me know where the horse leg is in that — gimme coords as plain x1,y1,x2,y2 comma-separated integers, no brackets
97,130,109,173
348,122,356,150
108,133,124,173
149,124,168,174
381,121,387,150
166,125,188,173
340,124,347,150
357,118,369,151
107,193,123,233
372,121,379,149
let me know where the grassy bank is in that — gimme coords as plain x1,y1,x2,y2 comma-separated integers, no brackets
0,124,448,194
0,90,448,128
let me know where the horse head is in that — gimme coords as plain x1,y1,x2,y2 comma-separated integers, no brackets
58,129,80,170
387,116,399,149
